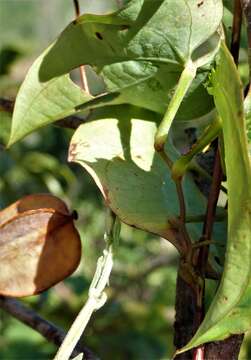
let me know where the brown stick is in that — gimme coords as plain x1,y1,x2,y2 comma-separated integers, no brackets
73,0,80,16
0,296,98,360
231,0,243,64
197,146,222,296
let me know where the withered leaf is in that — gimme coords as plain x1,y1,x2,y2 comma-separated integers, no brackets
0,193,69,226
0,194,81,297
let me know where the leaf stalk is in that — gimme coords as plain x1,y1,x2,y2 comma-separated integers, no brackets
154,61,197,152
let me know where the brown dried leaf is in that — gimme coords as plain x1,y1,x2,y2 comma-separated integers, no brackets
0,193,69,226
0,194,81,297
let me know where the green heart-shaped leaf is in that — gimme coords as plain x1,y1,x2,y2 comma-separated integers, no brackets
40,1,223,76
38,0,222,119
9,1,223,147
68,105,207,252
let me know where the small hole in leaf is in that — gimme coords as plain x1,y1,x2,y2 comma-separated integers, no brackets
95,32,103,40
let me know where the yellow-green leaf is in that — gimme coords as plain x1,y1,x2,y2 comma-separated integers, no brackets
177,42,251,353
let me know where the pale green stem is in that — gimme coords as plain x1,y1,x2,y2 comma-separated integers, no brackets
172,117,222,180
154,61,197,151
54,246,113,360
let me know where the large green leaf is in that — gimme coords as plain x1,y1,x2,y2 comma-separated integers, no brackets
39,0,223,119
177,43,251,353
68,105,209,252
7,51,92,147
8,0,223,147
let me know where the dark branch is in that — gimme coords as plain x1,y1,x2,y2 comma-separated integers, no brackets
0,97,84,130
73,0,80,17
231,0,243,64
242,0,251,81
198,146,222,281
0,296,98,360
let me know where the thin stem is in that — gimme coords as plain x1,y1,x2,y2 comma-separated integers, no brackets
172,117,221,180
192,240,216,249
242,0,251,86
155,62,197,152
0,296,97,360
231,0,243,64
159,151,186,222
197,147,222,275
185,212,226,223
159,150,191,252
73,0,80,16
73,0,90,94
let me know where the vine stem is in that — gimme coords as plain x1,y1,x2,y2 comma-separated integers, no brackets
154,61,197,254
231,0,242,64
54,246,113,360
159,150,191,252
172,117,222,181
155,61,197,152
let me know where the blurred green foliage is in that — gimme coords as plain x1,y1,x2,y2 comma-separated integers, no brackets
0,1,178,359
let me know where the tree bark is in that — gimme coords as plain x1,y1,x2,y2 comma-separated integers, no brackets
173,265,196,360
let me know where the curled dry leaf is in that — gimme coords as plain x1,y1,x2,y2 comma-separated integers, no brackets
0,194,81,297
